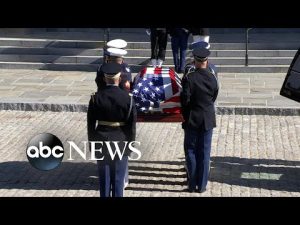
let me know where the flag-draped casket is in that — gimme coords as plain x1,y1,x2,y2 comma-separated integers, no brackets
132,67,184,122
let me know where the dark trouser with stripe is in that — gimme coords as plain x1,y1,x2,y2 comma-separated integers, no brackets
150,29,168,61
97,157,128,197
171,32,189,73
184,128,213,192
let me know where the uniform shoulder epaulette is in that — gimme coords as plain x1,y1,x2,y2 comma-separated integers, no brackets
125,67,131,72
97,64,102,72
185,65,196,77
184,68,194,79
208,66,216,76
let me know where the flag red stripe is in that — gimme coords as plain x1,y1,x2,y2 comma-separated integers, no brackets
162,107,182,113
139,67,147,78
168,68,179,94
164,96,180,103
154,67,162,75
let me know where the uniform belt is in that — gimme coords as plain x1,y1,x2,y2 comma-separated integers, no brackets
97,121,125,127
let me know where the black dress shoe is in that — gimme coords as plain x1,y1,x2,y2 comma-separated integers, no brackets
188,186,196,192
198,188,206,193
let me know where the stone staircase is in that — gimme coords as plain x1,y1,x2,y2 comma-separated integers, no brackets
0,28,299,73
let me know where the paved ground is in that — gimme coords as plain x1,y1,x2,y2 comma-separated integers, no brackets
0,69,299,108
0,110,299,197
0,68,299,197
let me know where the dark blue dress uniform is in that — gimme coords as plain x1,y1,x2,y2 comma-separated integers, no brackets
184,41,216,78
150,28,168,62
97,43,131,92
169,28,190,73
180,47,219,193
184,62,217,80
88,63,137,197
96,62,132,91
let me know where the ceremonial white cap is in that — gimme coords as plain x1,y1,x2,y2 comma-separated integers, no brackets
106,39,127,49
106,47,127,57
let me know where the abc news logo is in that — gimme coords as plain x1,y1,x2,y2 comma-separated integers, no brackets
26,133,141,171
26,133,64,171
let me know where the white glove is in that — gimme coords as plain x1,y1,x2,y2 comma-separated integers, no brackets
146,29,151,36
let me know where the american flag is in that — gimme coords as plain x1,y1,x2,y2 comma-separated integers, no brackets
132,67,182,113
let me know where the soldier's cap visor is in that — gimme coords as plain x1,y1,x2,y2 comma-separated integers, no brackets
192,47,210,61
104,72,121,79
101,62,122,76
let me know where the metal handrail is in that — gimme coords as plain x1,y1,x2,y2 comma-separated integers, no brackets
245,28,253,66
103,28,110,44
102,28,111,62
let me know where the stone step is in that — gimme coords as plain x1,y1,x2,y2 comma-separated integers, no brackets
209,57,293,65
0,38,105,48
40,28,300,34
0,46,102,56
0,62,98,71
0,54,294,66
126,42,300,50
0,47,297,57
214,65,289,73
5,29,300,42
0,62,289,73
39,28,247,34
0,38,299,50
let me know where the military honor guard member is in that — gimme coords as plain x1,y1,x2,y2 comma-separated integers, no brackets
101,39,133,189
180,46,219,193
169,28,190,73
96,39,132,91
102,38,127,62
87,62,137,197
184,41,217,79
149,28,168,68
